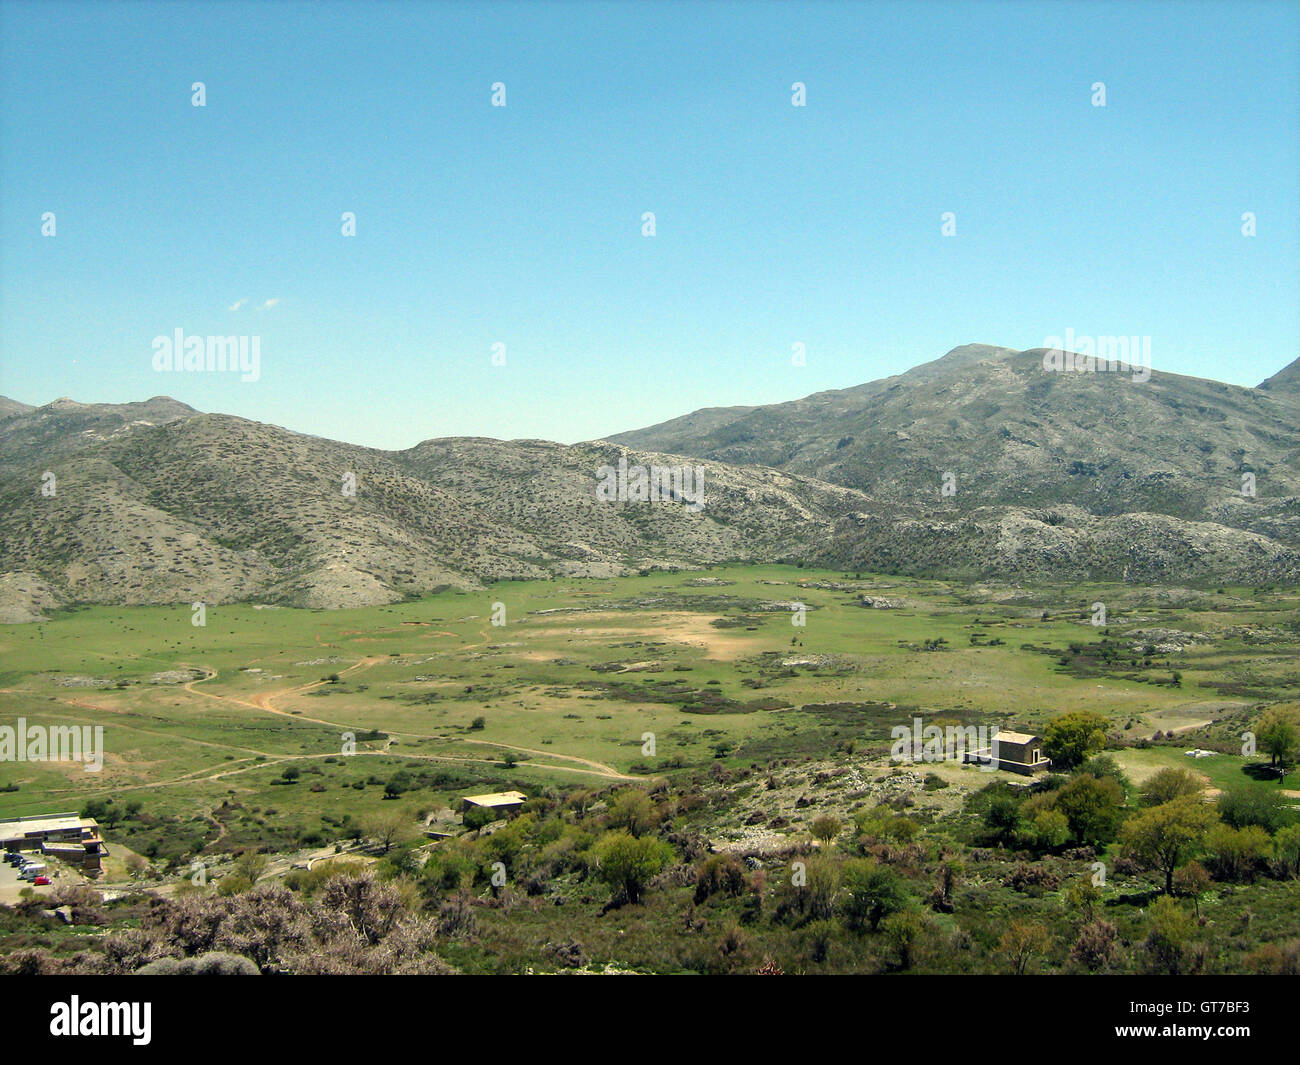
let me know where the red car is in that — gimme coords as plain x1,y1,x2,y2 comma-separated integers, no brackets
32,875,50,886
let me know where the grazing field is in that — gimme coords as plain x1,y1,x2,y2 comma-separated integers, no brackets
1,565,1296,866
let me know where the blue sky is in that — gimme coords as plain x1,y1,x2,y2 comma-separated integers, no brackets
2,0,1297,449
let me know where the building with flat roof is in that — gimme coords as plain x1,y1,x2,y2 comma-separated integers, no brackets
460,790,527,819
0,813,106,876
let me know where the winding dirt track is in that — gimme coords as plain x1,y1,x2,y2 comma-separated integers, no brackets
176,653,643,784
1,635,648,804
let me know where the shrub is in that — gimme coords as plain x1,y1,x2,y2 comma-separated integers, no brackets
1217,787,1289,833
1204,823,1272,882
1140,767,1202,806
1071,919,1119,972
136,951,260,975
693,854,747,904
591,832,674,904
1005,863,1060,894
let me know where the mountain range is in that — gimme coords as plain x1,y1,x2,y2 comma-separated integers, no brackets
1,344,1296,617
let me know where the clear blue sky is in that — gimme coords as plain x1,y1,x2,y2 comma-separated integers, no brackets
2,0,1297,449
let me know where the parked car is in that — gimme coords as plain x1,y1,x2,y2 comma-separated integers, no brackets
32,875,50,886
4,852,23,865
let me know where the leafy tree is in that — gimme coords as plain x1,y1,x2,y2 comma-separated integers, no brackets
1255,705,1300,769
1053,773,1124,845
1120,796,1218,895
1031,808,1070,850
1061,878,1101,918
1042,711,1109,769
840,859,908,932
366,811,415,855
462,805,499,831
1140,767,1202,807
810,816,841,847
982,793,1022,845
1078,753,1129,791
591,831,673,904
1172,860,1211,919
607,789,658,838
796,919,836,964
880,910,931,970
1217,786,1288,833
422,839,478,894
478,814,532,871
855,809,919,843
233,851,268,885
998,920,1052,975
1204,823,1272,882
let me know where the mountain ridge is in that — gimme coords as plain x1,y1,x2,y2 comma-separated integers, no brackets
1,344,1297,618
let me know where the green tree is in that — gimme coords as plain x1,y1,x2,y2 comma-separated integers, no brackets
855,809,919,843
880,910,931,970
1218,786,1288,833
1204,823,1272,882
1172,860,1210,919
1031,808,1070,850
1061,877,1101,918
998,920,1053,975
1079,754,1130,791
1140,767,1202,807
810,816,841,848
366,811,415,855
592,831,673,904
233,851,268,885
982,793,1022,845
1120,796,1218,895
1042,711,1109,769
1054,773,1124,845
462,805,498,831
840,859,908,932
607,789,658,838
1256,705,1300,769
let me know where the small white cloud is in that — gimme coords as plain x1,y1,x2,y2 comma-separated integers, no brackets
229,299,247,312
261,298,281,309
